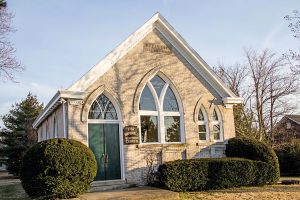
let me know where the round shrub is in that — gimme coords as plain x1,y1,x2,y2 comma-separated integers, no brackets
20,138,97,199
276,143,300,175
225,137,280,183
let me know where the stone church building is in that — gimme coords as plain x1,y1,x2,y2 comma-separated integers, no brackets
33,13,242,184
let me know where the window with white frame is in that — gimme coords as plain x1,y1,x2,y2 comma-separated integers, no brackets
139,75,183,143
198,107,209,141
212,108,223,141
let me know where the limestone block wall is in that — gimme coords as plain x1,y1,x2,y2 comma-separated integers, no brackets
66,30,236,185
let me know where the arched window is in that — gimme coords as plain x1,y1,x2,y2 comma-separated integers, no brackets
139,75,183,143
198,107,209,141
88,94,118,120
212,108,223,141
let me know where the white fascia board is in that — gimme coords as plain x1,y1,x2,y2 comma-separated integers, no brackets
32,90,85,129
222,97,243,108
223,97,244,104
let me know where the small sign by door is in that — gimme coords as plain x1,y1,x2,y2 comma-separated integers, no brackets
123,126,139,144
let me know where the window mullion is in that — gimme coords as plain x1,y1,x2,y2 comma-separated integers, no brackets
159,108,165,143
159,83,169,106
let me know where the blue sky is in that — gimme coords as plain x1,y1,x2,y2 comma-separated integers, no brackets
0,0,299,127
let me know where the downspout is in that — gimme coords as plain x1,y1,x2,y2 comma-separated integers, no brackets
59,98,67,138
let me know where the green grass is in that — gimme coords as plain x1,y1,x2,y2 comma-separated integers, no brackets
0,183,30,200
179,184,300,200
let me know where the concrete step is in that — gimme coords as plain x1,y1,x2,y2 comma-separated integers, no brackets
91,180,126,187
89,180,137,192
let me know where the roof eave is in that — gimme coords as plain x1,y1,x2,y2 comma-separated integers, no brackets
32,90,85,129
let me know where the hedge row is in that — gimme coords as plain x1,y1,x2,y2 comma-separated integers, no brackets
157,158,275,192
276,143,300,175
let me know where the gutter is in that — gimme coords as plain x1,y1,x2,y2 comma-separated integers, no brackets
32,90,85,129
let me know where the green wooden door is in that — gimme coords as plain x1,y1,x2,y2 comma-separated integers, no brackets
88,123,121,181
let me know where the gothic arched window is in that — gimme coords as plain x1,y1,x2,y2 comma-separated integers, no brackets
212,108,223,141
88,94,118,120
198,107,209,141
139,75,183,143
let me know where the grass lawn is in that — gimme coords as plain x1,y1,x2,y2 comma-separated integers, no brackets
0,183,29,200
180,184,300,200
1,181,300,200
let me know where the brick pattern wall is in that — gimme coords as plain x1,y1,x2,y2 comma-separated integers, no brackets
274,117,300,144
45,30,236,185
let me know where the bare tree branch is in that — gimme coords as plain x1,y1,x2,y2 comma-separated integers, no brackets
0,5,24,82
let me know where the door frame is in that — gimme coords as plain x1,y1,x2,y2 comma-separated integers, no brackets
86,91,125,181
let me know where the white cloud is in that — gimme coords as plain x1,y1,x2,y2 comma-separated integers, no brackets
261,22,284,50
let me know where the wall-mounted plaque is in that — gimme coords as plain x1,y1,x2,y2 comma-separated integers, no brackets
69,100,84,106
123,126,139,145
143,43,171,54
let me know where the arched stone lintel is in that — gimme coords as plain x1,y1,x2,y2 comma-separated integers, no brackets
80,85,124,122
193,97,202,123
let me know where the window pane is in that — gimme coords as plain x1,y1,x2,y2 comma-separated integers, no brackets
165,116,180,142
141,116,158,143
88,94,118,120
198,125,206,140
150,75,165,98
213,124,220,140
213,109,219,121
139,85,156,111
198,109,205,121
163,87,179,111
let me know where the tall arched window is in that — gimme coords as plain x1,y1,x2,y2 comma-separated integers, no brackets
139,75,183,143
198,107,209,141
212,108,223,141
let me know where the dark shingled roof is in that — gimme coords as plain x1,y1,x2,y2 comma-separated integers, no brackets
286,115,300,125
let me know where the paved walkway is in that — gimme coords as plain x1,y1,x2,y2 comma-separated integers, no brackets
76,187,179,200
0,171,20,186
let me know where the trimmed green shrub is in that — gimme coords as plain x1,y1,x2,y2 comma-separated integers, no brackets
157,158,274,192
20,138,97,199
225,137,280,183
276,143,300,175
157,159,208,191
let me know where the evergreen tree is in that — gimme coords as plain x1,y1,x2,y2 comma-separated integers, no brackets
0,93,43,175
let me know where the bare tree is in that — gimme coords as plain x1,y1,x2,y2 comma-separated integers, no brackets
284,10,300,73
215,49,299,143
246,49,299,142
214,63,256,138
0,1,24,81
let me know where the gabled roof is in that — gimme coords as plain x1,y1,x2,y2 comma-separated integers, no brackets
285,115,300,125
33,13,243,129
274,114,300,130
67,13,242,103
